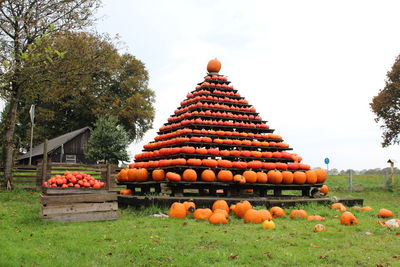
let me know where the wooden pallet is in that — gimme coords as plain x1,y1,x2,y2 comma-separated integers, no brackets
40,192,118,222
118,195,364,209
119,181,323,197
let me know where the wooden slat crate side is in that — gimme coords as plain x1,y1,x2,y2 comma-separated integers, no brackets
41,202,118,216
13,180,37,184
40,193,117,205
41,210,118,222
42,187,107,195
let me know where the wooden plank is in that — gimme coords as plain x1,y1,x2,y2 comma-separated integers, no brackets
13,180,36,184
42,187,107,195
41,202,118,216
41,210,118,222
13,175,36,179
41,193,117,205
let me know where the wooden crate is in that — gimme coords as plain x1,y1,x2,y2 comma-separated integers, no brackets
40,192,118,222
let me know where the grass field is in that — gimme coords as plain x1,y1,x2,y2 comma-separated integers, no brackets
0,175,399,267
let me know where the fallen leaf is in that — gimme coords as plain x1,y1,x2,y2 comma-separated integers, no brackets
152,240,159,245
15,229,21,233
104,238,112,241
261,251,273,259
182,222,188,226
376,264,383,267
229,254,239,259
107,252,113,256
391,255,399,259
196,246,209,249
310,244,320,248
396,233,400,236
365,232,373,236
319,255,328,259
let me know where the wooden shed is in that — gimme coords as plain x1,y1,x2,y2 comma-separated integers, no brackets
17,127,93,165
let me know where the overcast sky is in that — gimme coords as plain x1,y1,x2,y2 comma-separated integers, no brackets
2,0,400,170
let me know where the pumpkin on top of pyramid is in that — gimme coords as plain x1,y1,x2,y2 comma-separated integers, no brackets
117,59,328,185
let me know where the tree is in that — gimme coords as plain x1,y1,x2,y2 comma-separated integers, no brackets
0,0,100,189
85,116,129,164
370,54,400,147
1,31,155,153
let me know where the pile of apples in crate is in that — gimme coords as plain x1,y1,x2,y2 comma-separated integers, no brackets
42,171,105,189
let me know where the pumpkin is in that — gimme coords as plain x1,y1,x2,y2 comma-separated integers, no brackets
234,201,252,218
117,169,129,182
361,206,373,212
267,170,283,184
233,174,246,184
193,208,213,220
281,171,294,184
127,168,137,181
262,220,276,229
183,169,197,182
378,208,394,218
135,168,149,182
313,224,327,232
169,202,187,218
247,160,263,169
331,203,346,212
270,206,286,218
152,169,165,181
218,159,233,168
320,185,328,195
166,172,181,182
202,158,218,168
315,168,328,183
244,209,263,223
305,170,317,184
187,158,202,166
201,169,216,182
243,170,257,183
183,201,196,214
289,209,308,219
258,209,273,221
214,208,229,218
217,170,233,182
212,200,229,213
256,172,268,183
293,171,307,184
119,189,132,195
207,58,222,73
307,215,325,221
209,212,228,224
340,211,358,225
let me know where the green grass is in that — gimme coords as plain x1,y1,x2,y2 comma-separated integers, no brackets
0,176,400,266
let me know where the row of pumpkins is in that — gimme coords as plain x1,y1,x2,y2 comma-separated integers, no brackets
167,199,396,229
116,167,328,184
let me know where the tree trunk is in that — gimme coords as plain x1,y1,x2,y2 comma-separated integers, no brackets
2,83,21,190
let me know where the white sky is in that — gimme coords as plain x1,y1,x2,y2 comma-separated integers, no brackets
2,0,400,170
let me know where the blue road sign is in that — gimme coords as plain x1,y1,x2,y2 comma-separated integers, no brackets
324,158,330,165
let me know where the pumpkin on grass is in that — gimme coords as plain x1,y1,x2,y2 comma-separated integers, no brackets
289,209,308,219
307,215,325,221
361,206,373,212
209,212,228,224
183,201,196,214
193,208,213,220
234,200,252,218
244,209,264,223
378,209,394,218
340,211,358,225
270,206,286,218
212,200,229,213
331,203,346,212
262,220,276,229
214,208,229,218
169,202,187,218
313,224,327,232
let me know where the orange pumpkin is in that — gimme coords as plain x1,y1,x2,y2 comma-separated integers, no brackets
183,201,196,214
233,174,246,184
234,201,252,218
258,209,273,221
127,168,137,181
270,206,286,218
193,208,213,220
119,189,132,195
202,158,218,168
361,206,373,212
293,171,306,184
169,202,187,218
207,58,222,73
217,170,233,182
135,168,149,182
212,200,229,213
166,172,181,182
152,169,165,181
208,212,228,224
243,170,257,183
214,208,229,218
117,169,129,182
187,158,202,166
256,172,268,183
315,168,328,183
281,171,294,184
201,169,216,182
244,209,263,223
331,203,346,212
305,170,317,184
320,184,329,195
313,224,327,232
289,209,308,219
183,169,197,182
267,170,283,184
307,215,325,221
378,208,394,218
340,211,358,225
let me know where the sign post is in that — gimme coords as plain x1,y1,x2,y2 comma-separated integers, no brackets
29,105,35,165
324,157,330,172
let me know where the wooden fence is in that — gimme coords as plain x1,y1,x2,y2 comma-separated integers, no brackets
0,163,123,191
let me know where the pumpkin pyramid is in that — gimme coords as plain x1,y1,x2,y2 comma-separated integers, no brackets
118,59,328,186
